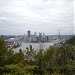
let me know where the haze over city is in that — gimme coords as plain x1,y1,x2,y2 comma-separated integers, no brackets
0,0,74,35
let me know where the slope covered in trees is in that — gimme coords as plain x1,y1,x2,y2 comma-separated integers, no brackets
66,36,75,45
0,37,75,75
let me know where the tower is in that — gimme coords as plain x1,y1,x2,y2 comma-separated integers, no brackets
28,30,31,37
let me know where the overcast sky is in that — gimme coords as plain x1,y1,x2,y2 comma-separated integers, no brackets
0,0,74,35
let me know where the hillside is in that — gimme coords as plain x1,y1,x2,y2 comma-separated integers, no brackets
66,36,75,45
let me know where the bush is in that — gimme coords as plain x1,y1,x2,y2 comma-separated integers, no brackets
58,66,75,75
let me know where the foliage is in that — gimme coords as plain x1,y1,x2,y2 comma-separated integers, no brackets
0,37,75,75
66,36,75,45
0,37,14,67
13,49,25,64
25,45,36,65
43,47,55,67
55,44,75,66
0,64,36,75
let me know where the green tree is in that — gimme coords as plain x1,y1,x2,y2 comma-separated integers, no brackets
34,49,44,75
25,45,36,65
0,37,13,67
6,49,14,65
13,49,25,64
44,47,54,67
55,44,75,66
43,47,55,75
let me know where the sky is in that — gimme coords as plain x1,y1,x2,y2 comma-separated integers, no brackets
0,0,74,35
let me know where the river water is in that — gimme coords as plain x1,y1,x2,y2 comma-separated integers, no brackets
13,42,55,52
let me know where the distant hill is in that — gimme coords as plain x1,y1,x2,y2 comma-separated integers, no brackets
66,36,75,45
0,35,16,39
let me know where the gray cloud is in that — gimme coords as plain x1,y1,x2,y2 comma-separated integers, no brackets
0,0,74,35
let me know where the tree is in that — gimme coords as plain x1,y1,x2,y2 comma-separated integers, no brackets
44,47,54,67
25,45,36,65
43,47,55,75
0,37,11,67
13,49,25,64
5,49,14,65
34,49,44,75
55,44,75,66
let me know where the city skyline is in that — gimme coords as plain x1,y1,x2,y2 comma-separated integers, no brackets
0,0,74,35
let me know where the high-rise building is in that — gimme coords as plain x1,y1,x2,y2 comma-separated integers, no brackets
39,33,42,41
27,30,31,37
43,33,45,37
47,36,49,41
39,33,42,37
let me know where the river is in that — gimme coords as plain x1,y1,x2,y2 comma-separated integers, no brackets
13,42,55,52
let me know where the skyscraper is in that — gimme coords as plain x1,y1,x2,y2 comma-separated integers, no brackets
39,33,42,42
28,30,31,37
